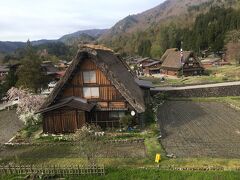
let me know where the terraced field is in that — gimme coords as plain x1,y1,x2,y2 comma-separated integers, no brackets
158,101,240,158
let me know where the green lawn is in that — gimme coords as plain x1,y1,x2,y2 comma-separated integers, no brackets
2,169,239,180
72,169,240,180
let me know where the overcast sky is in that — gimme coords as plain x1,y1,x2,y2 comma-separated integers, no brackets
0,0,164,42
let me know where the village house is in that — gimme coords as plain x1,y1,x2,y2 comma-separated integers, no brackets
42,61,68,80
129,57,162,76
142,60,162,75
38,45,149,134
57,60,71,71
200,54,230,68
160,48,204,76
136,57,155,67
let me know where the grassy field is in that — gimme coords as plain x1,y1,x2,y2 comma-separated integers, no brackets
68,169,240,180
143,65,240,86
0,126,161,168
1,169,240,180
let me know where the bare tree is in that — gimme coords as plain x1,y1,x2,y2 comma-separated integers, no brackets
235,51,240,66
73,124,103,165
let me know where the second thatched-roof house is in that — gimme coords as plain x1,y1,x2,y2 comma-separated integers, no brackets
160,49,204,76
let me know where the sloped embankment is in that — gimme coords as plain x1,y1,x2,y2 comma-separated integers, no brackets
0,110,23,144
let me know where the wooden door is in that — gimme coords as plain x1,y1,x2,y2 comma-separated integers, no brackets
77,111,86,129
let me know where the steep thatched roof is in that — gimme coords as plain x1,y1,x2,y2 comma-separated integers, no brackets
40,46,145,113
161,49,193,70
78,44,114,52
160,48,178,62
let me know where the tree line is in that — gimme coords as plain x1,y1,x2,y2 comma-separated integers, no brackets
0,41,77,98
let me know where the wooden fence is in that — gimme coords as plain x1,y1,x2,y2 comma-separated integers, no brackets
3,138,145,147
0,164,105,176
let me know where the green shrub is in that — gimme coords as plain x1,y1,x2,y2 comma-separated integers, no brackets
120,115,134,128
22,124,41,138
222,76,228,81
144,106,155,125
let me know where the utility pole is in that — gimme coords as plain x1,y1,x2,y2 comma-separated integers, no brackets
180,41,184,78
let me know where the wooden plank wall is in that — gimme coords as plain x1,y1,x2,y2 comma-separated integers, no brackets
43,109,78,134
61,59,126,107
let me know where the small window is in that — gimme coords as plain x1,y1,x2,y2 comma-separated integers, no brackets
98,102,108,108
83,87,99,99
83,71,96,83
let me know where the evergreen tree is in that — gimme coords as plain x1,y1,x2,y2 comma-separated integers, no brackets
16,41,48,93
138,40,152,57
3,68,18,92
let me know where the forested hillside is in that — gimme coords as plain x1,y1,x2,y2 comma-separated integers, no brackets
100,0,240,57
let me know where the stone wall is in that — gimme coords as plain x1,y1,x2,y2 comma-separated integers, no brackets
152,85,240,97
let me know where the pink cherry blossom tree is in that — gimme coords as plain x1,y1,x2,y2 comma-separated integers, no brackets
7,87,45,125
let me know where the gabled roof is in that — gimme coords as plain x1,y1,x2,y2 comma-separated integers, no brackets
38,96,95,113
161,49,193,70
136,57,152,64
40,46,145,113
41,62,59,74
143,61,161,67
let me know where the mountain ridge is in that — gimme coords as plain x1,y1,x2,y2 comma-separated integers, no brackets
0,29,107,53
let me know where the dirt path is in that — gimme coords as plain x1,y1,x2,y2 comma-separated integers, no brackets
0,110,23,144
158,101,240,158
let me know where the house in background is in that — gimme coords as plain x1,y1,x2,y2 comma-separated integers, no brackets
38,45,147,134
136,57,155,66
142,61,162,75
57,60,71,71
41,61,64,81
201,54,230,68
160,49,204,76
131,57,162,76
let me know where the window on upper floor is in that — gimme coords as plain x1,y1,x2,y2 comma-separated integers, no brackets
83,71,96,84
83,87,99,99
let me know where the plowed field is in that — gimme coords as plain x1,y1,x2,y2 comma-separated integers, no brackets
158,101,240,158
